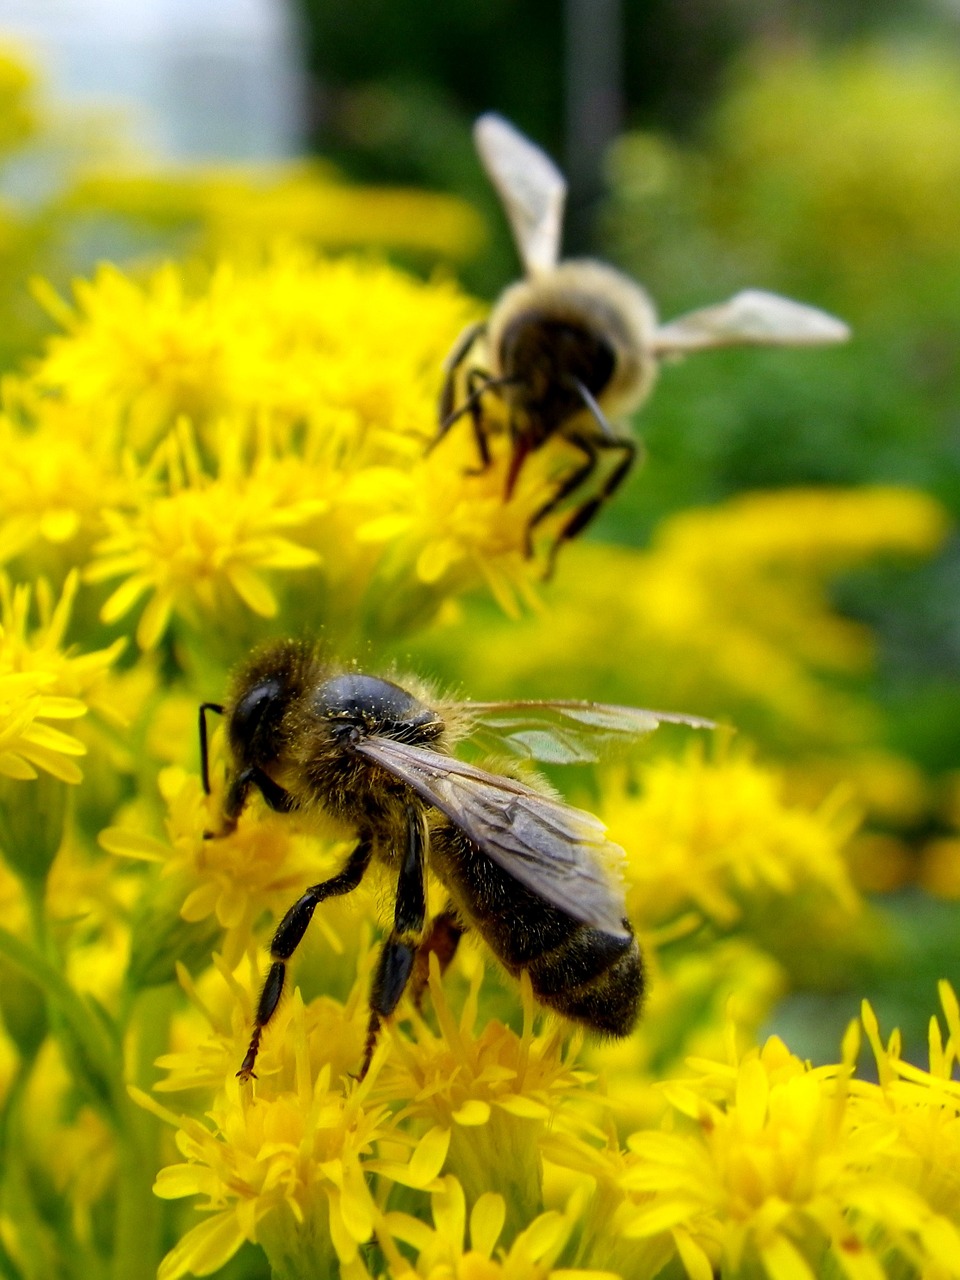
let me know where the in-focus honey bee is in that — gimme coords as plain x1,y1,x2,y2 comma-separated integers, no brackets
200,640,713,1080
435,113,850,568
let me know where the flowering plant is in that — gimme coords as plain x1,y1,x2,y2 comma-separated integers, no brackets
0,43,956,1280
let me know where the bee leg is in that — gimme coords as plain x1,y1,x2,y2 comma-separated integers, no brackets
237,836,373,1081
410,906,466,1010
522,434,599,559
544,436,636,578
463,367,494,471
433,321,488,451
359,807,426,1080
251,767,295,813
206,764,294,838
198,702,224,796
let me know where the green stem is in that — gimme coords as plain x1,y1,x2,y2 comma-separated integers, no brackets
0,926,120,1115
109,987,174,1280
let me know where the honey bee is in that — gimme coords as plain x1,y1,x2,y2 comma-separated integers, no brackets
200,640,713,1080
436,113,850,568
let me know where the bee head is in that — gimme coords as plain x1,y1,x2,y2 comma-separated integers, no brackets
225,639,318,774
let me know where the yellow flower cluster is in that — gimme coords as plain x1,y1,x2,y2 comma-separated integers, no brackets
557,984,960,1280
419,486,946,755
71,161,484,262
0,251,569,651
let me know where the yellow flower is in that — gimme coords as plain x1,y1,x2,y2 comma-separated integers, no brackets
153,953,374,1098
601,748,862,945
32,251,478,456
857,983,960,1221
72,160,484,261
422,485,948,751
588,938,785,1130
0,570,122,783
382,1174,618,1280
134,987,447,1280
378,964,600,1240
614,1012,960,1280
101,763,360,970
0,397,136,567
86,422,325,648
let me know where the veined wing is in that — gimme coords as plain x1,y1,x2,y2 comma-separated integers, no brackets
475,113,566,278
652,289,850,355
354,736,629,936
461,699,716,765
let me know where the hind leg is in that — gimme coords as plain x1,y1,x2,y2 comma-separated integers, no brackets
410,906,465,1010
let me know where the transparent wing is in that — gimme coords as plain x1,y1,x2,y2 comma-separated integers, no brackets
475,112,566,277
355,736,629,936
652,289,850,355
460,699,716,765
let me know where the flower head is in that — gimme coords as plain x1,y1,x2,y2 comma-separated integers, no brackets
0,570,122,783
378,963,601,1240
382,1174,617,1280
605,1008,960,1280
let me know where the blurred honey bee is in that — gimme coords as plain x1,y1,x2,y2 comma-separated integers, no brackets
435,113,850,568
200,640,713,1081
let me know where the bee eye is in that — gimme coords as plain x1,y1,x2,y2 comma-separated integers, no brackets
230,679,282,751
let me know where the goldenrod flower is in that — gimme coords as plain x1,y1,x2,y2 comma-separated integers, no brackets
601,748,861,938
856,983,960,1220
0,570,121,783
32,252,478,457
428,485,947,750
135,988,447,1280
590,938,785,1130
613,1014,960,1280
379,965,600,1240
101,764,356,969
382,1174,617,1279
0,400,135,567
153,958,374,1096
86,423,325,648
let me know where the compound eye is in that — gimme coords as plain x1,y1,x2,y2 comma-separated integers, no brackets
230,679,281,749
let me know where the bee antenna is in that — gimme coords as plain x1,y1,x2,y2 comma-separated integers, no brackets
198,702,225,795
571,377,616,441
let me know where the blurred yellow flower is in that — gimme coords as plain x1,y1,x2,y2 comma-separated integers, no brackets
712,44,960,280
602,747,860,936
72,160,484,261
428,485,947,751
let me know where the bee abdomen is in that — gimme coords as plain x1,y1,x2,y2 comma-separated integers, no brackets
528,927,644,1037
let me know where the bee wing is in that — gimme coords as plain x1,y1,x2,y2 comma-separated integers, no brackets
651,289,850,355
475,112,566,277
462,699,716,765
355,736,630,936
